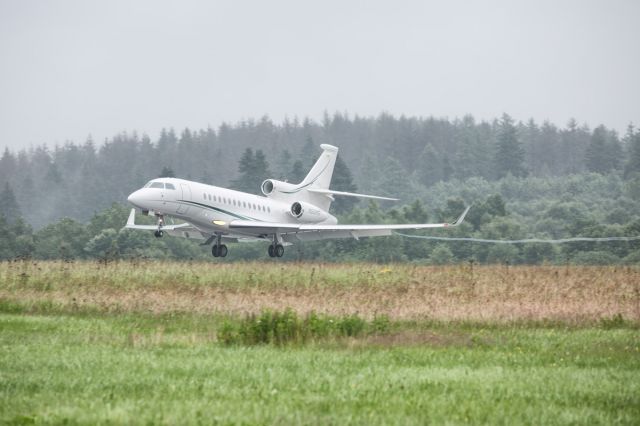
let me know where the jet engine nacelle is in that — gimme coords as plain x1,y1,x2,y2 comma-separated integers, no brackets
261,179,298,197
290,201,330,223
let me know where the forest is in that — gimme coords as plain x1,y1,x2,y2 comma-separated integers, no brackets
1,112,639,264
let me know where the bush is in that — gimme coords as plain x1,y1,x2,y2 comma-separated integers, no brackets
218,310,391,346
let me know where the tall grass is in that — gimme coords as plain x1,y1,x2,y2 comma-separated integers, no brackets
1,260,638,325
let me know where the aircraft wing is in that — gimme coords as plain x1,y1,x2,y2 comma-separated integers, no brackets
228,206,470,242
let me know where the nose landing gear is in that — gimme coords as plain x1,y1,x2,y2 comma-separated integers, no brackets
154,214,164,238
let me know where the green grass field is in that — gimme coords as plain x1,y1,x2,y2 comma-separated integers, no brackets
1,261,639,424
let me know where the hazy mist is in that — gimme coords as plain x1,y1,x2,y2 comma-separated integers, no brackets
1,0,639,150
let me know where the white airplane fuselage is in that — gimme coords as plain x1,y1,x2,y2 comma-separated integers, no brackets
127,177,337,237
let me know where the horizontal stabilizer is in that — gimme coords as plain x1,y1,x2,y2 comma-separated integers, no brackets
307,188,398,201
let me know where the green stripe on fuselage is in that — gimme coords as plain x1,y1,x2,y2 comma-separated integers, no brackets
177,200,259,221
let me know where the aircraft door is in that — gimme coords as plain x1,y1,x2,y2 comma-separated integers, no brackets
177,183,191,214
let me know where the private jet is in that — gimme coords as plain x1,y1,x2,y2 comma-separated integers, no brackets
126,144,469,258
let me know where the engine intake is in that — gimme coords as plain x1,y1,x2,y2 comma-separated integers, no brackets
290,201,330,223
261,179,298,197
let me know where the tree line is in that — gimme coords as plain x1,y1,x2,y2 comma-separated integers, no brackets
1,112,639,264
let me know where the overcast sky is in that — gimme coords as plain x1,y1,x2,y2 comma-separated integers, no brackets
1,0,639,151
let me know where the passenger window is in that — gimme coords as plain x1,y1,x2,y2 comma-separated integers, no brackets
166,183,176,190
203,193,206,199
208,194,212,201
268,207,271,213
243,202,246,208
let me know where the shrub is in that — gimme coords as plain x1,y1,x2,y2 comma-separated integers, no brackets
218,310,389,346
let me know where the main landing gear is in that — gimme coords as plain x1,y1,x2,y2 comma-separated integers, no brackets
154,215,164,238
267,244,284,257
211,234,227,258
268,235,285,258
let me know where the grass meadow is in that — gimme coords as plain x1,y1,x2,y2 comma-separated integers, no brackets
1,261,639,424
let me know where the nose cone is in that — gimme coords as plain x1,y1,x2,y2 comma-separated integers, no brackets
127,190,144,208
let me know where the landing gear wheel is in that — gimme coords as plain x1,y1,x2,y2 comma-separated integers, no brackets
212,244,228,258
275,244,284,258
268,245,275,258
154,230,163,238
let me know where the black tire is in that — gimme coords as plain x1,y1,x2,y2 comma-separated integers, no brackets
219,244,228,257
211,245,219,257
275,244,284,258
154,230,163,238
268,245,275,258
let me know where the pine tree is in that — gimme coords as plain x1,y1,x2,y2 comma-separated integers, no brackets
608,133,624,172
276,149,292,180
378,157,410,199
625,126,640,178
585,125,611,174
416,144,441,186
289,160,306,183
300,136,318,169
0,183,22,224
331,156,358,214
253,150,271,184
231,148,271,194
231,148,255,193
358,154,379,193
0,147,16,185
442,155,453,181
494,113,526,179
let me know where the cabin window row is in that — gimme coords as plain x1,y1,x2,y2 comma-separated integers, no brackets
203,193,270,213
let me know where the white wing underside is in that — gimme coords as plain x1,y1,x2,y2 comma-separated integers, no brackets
124,207,470,243
227,206,470,242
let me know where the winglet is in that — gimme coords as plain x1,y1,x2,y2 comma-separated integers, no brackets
126,208,136,227
451,206,471,226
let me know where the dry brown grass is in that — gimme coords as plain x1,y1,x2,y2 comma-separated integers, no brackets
1,260,639,324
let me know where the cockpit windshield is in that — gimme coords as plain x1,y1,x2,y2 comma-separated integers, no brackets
142,181,176,190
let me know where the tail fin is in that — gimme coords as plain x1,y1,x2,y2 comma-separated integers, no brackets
295,144,338,211
300,144,338,190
